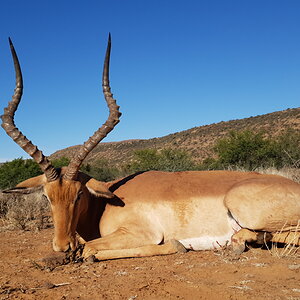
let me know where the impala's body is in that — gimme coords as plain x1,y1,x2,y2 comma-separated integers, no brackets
13,168,300,259
98,170,300,249
2,36,300,260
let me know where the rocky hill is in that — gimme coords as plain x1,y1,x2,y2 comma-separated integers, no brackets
50,107,300,166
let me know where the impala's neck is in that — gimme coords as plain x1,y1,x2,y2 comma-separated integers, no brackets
76,192,107,242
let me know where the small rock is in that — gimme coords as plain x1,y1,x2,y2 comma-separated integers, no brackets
42,282,56,289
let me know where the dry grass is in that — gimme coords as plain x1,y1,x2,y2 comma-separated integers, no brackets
257,167,300,183
0,191,51,231
265,222,300,259
225,166,300,183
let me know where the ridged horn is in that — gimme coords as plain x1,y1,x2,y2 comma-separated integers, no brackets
64,33,121,181
1,38,59,182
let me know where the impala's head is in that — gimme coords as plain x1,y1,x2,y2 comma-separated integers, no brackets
11,169,115,252
44,175,83,252
1,35,121,252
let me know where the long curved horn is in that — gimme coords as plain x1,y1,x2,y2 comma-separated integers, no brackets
64,34,121,181
1,38,59,181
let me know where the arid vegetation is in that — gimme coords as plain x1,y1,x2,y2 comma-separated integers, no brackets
0,126,299,233
1,127,299,192
0,109,299,300
50,107,300,167
0,107,299,240
0,191,50,232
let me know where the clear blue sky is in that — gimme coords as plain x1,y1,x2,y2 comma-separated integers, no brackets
0,0,299,162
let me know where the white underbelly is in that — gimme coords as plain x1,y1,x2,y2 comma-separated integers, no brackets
179,233,232,250
179,214,241,251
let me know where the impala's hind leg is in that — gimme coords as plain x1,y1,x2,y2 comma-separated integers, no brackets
225,176,300,257
271,230,300,245
231,229,272,257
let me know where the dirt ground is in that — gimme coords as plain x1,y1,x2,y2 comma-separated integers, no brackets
0,229,299,300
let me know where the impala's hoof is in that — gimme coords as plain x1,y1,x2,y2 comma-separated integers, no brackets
229,243,245,260
170,239,187,253
85,255,97,263
82,245,97,259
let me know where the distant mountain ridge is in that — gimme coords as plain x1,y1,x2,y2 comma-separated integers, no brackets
50,107,300,166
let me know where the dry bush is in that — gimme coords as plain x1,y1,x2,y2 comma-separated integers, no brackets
257,167,300,183
262,169,300,258
0,191,52,231
265,222,300,259
225,166,300,183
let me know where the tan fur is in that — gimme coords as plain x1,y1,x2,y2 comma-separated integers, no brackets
7,169,300,259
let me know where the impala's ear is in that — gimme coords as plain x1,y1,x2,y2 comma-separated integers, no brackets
2,174,46,194
86,178,115,199
3,185,44,194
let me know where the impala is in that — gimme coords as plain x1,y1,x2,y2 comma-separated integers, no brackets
2,36,300,261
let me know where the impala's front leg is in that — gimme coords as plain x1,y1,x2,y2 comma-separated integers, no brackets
82,228,139,258
82,228,186,260
92,240,187,261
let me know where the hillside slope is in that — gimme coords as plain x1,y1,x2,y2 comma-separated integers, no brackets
50,107,300,166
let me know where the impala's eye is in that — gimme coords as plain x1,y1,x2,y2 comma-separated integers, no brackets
75,191,83,203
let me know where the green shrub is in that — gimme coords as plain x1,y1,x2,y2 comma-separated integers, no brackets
81,159,120,182
276,129,300,168
0,158,42,190
213,130,280,170
202,129,300,171
51,156,70,168
128,148,196,173
197,157,221,170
